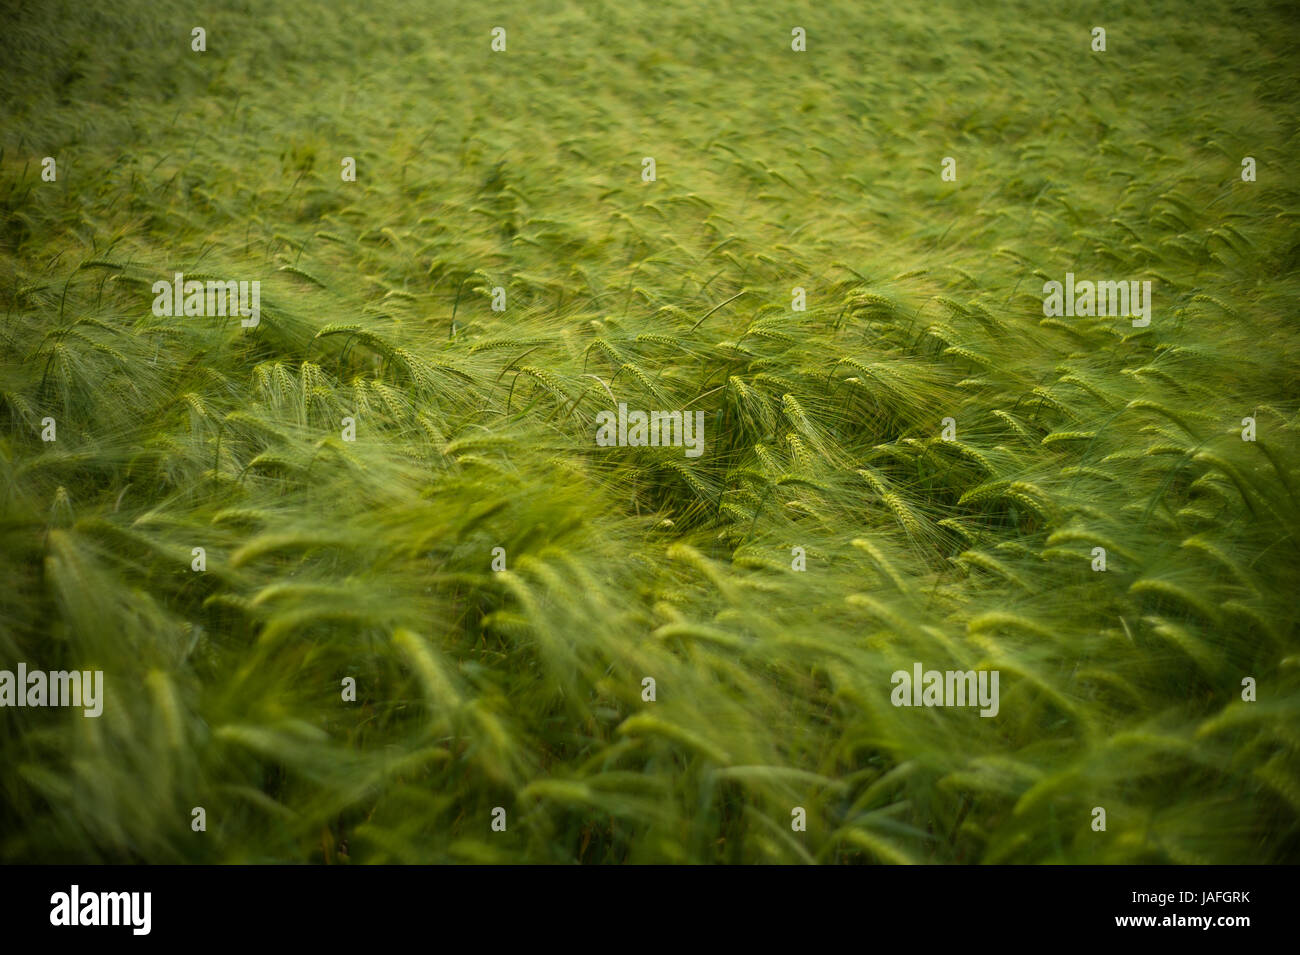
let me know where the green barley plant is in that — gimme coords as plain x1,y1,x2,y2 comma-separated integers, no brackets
1,0,1298,863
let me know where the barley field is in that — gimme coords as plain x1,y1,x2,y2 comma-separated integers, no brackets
1,0,1298,864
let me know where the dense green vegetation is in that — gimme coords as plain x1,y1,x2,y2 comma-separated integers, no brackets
2,0,1298,863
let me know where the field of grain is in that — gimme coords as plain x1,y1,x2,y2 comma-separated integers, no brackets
1,0,1298,863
